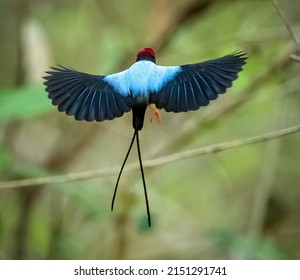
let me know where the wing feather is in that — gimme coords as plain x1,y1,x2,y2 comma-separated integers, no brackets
150,52,247,112
192,76,209,106
44,67,134,122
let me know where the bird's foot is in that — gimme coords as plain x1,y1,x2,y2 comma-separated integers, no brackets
149,104,161,124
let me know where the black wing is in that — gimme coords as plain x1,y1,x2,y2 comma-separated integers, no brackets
43,67,134,121
150,52,247,112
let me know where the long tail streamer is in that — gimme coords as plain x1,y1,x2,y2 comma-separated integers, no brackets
136,130,151,227
111,130,151,227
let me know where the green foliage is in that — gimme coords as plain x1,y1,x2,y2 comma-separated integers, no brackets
212,230,289,260
0,147,11,173
0,85,53,121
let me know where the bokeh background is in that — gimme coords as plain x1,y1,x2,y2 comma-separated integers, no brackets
0,0,299,260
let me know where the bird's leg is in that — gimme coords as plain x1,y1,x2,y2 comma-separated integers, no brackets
148,104,161,124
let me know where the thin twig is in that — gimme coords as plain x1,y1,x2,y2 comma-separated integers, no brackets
272,0,300,47
1,124,300,189
290,53,300,62
248,87,287,238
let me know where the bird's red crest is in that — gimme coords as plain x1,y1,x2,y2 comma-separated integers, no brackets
137,48,155,57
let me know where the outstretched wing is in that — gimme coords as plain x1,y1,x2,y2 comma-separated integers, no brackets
150,52,247,112
43,67,134,122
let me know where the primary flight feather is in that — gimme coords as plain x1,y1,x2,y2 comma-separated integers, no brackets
44,48,247,227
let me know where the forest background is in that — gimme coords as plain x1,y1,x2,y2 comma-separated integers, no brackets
0,0,299,260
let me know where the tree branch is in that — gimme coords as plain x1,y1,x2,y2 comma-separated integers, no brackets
272,0,300,48
290,53,300,62
1,123,300,189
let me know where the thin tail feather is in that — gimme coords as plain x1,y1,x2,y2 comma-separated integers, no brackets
111,130,136,211
111,126,151,227
136,129,151,227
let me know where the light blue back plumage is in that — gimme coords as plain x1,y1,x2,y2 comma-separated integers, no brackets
104,61,181,97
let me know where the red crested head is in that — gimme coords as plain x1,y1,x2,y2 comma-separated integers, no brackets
136,48,156,63
137,48,155,57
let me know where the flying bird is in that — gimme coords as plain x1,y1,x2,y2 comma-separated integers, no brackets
44,48,247,227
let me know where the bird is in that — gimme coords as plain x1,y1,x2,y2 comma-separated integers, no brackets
44,48,247,227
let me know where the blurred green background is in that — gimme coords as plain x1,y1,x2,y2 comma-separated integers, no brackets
0,0,299,260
